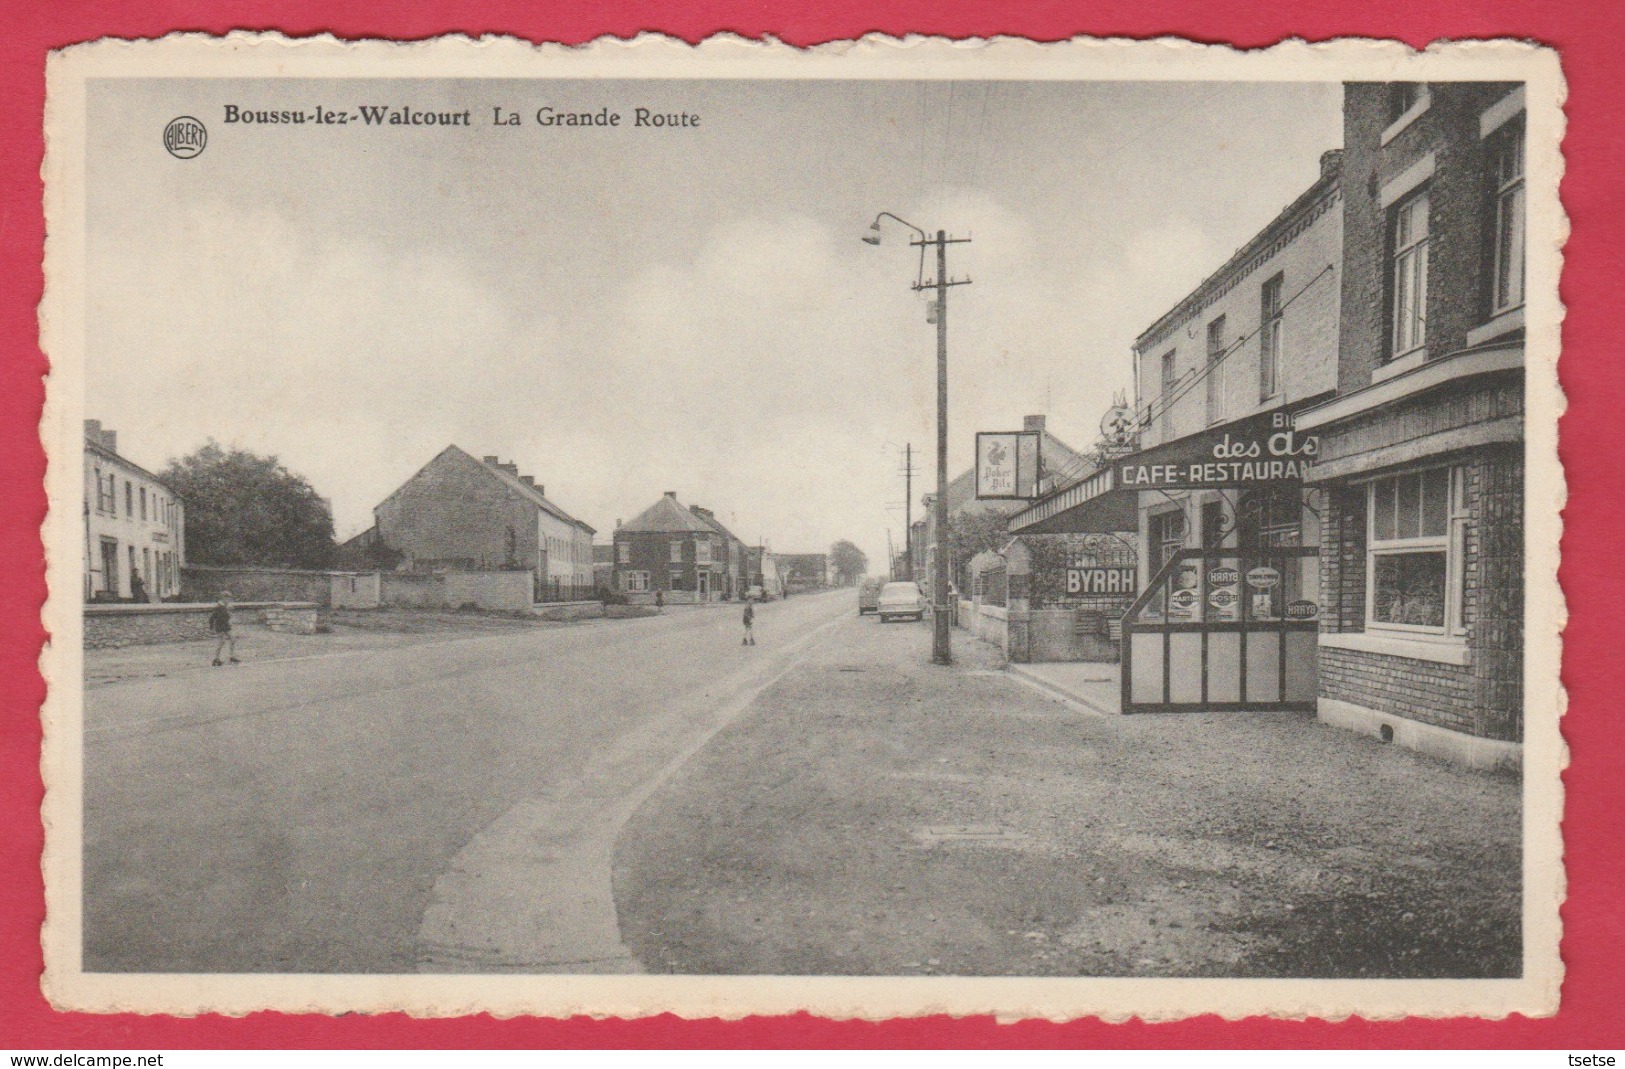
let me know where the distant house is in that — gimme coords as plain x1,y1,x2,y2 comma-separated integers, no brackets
613,491,735,604
745,546,784,599
592,543,615,593
777,553,830,592
362,446,596,600
83,419,185,602
690,506,749,600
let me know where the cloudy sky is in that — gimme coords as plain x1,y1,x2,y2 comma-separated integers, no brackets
85,77,1340,566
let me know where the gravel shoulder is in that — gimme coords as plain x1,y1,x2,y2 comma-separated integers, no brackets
611,614,1521,978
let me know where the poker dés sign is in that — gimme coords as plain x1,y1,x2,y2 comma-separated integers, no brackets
1117,408,1318,491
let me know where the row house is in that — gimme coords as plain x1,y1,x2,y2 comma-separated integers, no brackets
612,491,738,604
690,506,749,600
83,420,185,602
1297,82,1528,769
363,445,596,600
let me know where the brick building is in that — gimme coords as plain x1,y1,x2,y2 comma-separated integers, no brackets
690,506,748,600
1128,149,1343,586
612,491,734,604
83,420,185,602
365,445,595,600
1298,82,1526,768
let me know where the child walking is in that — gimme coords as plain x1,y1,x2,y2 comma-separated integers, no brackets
741,596,756,646
210,593,239,666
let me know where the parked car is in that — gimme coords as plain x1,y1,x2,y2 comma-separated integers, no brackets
877,581,927,622
858,577,886,615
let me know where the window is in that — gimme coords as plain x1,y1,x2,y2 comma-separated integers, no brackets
1490,121,1526,314
1390,191,1430,357
1259,274,1283,399
1150,509,1187,569
624,570,650,593
1367,467,1464,634
1388,83,1424,123
125,480,134,517
94,468,115,513
617,541,630,564
139,487,147,520
1159,350,1178,438
696,539,713,566
1205,317,1226,424
669,540,683,563
670,570,685,590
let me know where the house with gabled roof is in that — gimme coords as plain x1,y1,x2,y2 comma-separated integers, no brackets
612,491,736,604
365,445,596,600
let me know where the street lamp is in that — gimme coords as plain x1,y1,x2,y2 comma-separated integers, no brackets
863,211,971,666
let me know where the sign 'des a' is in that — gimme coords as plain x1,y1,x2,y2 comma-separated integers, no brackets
975,431,1041,500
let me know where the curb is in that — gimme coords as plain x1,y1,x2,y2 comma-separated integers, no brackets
1004,664,1121,717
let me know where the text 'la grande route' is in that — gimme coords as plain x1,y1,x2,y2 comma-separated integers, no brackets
222,105,703,128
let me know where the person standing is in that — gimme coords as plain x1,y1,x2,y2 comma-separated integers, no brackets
741,596,756,646
210,593,239,667
129,569,147,604
655,588,664,613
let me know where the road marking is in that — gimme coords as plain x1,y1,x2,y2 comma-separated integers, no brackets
414,602,852,974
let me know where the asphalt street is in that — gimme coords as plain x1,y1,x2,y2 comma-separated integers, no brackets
83,590,853,973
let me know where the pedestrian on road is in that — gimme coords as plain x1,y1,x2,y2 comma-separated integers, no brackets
210,593,239,667
655,588,664,612
741,596,756,646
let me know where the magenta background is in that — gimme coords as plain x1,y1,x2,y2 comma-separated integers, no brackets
1,2,1617,1048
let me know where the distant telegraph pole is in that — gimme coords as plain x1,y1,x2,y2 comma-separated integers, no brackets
864,215,971,665
900,442,917,581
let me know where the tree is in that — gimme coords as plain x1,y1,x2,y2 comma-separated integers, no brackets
944,507,1011,589
161,441,337,568
828,540,868,587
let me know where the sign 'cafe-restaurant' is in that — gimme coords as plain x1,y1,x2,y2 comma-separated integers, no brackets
999,403,1329,717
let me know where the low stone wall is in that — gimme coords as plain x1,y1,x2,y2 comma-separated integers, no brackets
533,600,606,622
965,602,1008,652
84,602,323,649
380,570,534,613
604,604,659,619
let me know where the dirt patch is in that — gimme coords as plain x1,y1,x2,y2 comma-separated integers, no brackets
612,617,1521,978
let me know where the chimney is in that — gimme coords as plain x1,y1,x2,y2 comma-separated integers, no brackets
692,506,712,517
84,418,101,441
1320,148,1343,181
498,461,518,476
536,485,544,497
664,491,677,499
1023,414,1046,434
519,475,535,488
616,519,622,529
482,455,499,465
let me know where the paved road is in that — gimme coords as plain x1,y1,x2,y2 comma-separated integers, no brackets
83,590,854,973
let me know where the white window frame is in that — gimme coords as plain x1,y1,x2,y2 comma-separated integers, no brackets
669,540,683,564
617,541,630,564
1259,274,1284,401
1364,465,1466,638
624,570,650,593
1205,316,1227,425
1159,349,1178,439
1389,190,1431,360
696,539,713,566
1490,121,1526,316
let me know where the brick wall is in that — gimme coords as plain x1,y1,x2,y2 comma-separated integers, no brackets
1316,446,1523,741
1338,82,1522,393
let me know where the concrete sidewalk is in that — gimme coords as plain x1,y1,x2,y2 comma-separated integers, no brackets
1005,661,1121,716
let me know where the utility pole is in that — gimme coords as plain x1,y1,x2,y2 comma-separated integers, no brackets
864,213,970,665
899,442,917,581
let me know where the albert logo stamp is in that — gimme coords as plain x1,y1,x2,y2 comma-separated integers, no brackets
162,115,206,159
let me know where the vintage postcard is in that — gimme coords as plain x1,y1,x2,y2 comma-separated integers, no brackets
39,33,1564,1021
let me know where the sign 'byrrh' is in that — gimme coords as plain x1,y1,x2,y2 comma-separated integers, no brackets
1117,408,1319,491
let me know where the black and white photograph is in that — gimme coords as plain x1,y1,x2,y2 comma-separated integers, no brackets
40,35,1563,1021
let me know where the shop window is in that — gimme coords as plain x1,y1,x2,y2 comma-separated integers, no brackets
1205,316,1226,425
1489,120,1526,315
1259,274,1283,399
1367,467,1463,634
1389,190,1431,358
